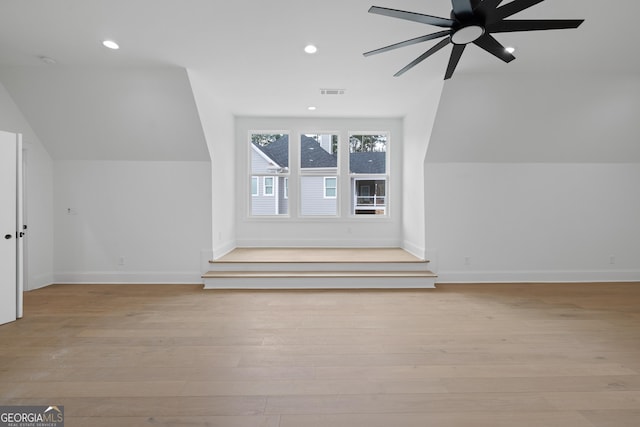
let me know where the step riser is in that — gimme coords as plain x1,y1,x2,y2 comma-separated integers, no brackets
208,262,430,272
203,276,436,290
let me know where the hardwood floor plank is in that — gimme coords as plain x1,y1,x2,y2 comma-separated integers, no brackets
580,410,640,427
67,415,281,427
264,392,556,415
279,411,595,427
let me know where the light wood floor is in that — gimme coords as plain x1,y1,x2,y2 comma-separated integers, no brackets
1,283,639,427
215,247,424,263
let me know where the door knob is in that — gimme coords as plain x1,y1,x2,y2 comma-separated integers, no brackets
4,234,12,240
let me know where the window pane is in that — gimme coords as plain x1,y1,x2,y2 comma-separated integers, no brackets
251,133,289,174
301,176,337,216
250,133,289,216
349,134,386,174
352,178,386,215
301,134,338,170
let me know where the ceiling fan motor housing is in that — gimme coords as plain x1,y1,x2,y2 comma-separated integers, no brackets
450,6,486,45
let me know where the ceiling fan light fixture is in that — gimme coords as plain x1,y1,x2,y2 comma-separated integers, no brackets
451,25,484,44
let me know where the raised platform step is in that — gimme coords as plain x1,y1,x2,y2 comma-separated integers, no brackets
202,270,437,289
203,248,436,289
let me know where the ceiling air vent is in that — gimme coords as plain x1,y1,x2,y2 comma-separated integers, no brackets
320,88,345,95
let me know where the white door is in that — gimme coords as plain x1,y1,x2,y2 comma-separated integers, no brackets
0,130,20,325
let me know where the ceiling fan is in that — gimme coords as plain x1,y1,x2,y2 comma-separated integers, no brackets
363,0,584,79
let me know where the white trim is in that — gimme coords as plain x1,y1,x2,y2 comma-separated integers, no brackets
54,271,204,284
435,269,640,284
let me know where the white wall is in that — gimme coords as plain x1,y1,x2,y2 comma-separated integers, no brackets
188,70,236,258
426,73,640,282
54,161,212,283
0,81,54,289
402,80,445,258
426,163,640,282
235,117,403,248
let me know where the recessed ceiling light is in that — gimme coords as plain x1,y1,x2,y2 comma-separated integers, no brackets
102,40,120,50
505,46,516,54
304,45,318,54
307,106,317,111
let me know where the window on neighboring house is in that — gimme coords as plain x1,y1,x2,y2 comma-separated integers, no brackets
250,133,289,216
264,177,274,196
251,176,259,196
324,177,337,198
349,133,388,216
300,133,338,216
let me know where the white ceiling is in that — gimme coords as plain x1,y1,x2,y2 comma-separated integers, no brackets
2,0,636,119
0,0,640,160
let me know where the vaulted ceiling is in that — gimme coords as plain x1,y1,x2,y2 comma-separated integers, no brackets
1,0,639,160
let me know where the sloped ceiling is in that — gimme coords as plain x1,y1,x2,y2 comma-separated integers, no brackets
0,0,639,161
0,66,208,160
427,72,640,162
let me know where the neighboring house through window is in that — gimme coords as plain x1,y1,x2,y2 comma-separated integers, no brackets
350,133,388,215
249,131,388,218
250,133,289,216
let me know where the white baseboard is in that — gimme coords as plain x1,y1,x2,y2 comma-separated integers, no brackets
436,269,640,283
401,241,425,260
26,273,55,291
54,271,203,284
212,240,236,260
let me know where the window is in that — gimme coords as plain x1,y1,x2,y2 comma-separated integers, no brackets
250,133,289,216
300,133,339,216
251,176,258,196
349,133,388,216
263,177,274,196
248,130,389,218
324,177,337,198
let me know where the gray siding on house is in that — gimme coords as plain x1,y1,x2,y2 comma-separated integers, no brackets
301,176,337,216
251,147,275,174
251,176,277,215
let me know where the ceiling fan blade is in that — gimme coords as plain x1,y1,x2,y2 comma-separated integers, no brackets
363,30,451,57
452,0,473,16
492,0,545,22
369,6,454,28
488,19,584,33
473,34,515,62
445,44,466,79
394,38,451,77
475,0,504,14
